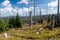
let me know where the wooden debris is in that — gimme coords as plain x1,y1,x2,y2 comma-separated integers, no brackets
3,32,7,38
36,32,39,35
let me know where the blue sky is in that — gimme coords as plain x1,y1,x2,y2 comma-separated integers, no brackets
0,0,60,17
0,0,49,8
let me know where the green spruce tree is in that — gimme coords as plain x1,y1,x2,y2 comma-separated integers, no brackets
15,13,22,28
0,18,7,32
8,16,15,28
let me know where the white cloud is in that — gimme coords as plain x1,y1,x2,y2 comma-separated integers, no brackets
48,0,60,14
0,0,34,16
17,7,34,14
0,0,47,16
1,0,13,13
48,0,58,7
17,0,29,4
17,0,33,5
1,0,10,6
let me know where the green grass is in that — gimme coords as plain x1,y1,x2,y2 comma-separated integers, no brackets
0,22,60,40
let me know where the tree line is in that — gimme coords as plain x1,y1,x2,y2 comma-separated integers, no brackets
0,13,22,32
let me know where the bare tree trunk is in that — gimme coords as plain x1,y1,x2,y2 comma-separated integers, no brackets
34,0,36,25
29,11,32,29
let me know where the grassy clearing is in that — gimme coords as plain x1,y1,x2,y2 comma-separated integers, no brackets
0,22,60,40
6,27,60,40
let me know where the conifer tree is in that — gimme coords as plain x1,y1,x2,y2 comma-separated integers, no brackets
0,18,7,32
15,13,22,28
8,16,15,28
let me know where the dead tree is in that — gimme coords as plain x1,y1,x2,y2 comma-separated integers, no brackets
55,0,60,27
38,8,43,24
34,0,36,25
48,14,55,30
51,14,55,29
57,0,59,15
47,15,51,23
29,11,32,29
